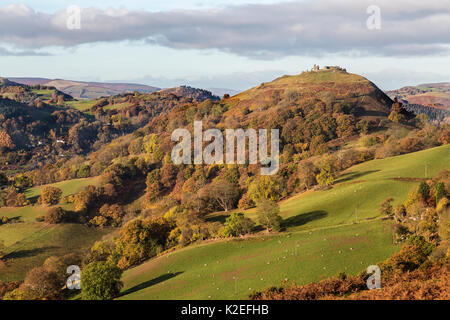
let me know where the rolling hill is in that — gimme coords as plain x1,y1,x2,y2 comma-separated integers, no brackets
8,77,160,100
387,83,450,110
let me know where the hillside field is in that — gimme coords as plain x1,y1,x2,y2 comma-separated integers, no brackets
0,176,108,281
119,144,450,300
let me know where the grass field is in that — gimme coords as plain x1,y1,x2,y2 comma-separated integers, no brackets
0,224,112,281
120,220,396,300
24,176,101,203
0,176,108,281
119,144,450,300
31,89,54,102
66,100,96,112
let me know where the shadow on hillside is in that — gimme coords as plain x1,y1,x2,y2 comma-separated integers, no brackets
4,246,59,260
205,213,229,224
282,210,327,229
27,195,40,204
119,271,184,297
335,170,380,184
6,216,23,223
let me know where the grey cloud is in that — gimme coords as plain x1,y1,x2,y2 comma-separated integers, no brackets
0,0,449,58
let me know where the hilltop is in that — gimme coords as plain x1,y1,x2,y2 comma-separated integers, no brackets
223,67,393,124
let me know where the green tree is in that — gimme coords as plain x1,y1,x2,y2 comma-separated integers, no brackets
223,212,255,237
81,261,123,300
418,181,430,200
248,176,281,203
77,165,91,178
435,182,445,204
256,198,282,232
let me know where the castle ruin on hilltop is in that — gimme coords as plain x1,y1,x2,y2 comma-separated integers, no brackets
310,65,347,72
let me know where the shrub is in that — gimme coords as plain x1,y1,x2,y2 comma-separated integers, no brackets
41,186,63,205
223,212,255,237
81,261,123,300
44,207,66,224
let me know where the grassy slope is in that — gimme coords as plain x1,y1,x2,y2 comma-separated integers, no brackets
261,144,450,231
119,145,450,300
0,224,112,281
65,100,96,112
0,176,108,281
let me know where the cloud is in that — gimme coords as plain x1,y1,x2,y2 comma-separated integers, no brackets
1,0,449,58
0,46,52,56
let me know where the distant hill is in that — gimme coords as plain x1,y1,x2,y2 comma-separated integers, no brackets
387,82,450,124
158,85,220,101
8,77,160,100
387,82,450,110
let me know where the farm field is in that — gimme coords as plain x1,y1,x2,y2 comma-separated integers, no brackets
0,223,112,281
0,176,108,281
119,220,397,300
119,144,450,300
65,99,96,112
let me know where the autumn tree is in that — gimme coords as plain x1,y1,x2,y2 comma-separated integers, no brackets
207,180,240,212
0,131,15,150
114,217,174,269
41,186,63,205
16,266,62,300
379,197,394,217
437,198,450,242
90,204,126,227
2,187,29,207
44,206,66,224
336,114,356,138
13,174,32,190
297,161,317,191
388,111,404,123
256,198,282,232
315,155,338,187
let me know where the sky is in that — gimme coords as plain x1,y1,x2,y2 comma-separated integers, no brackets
0,0,449,91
